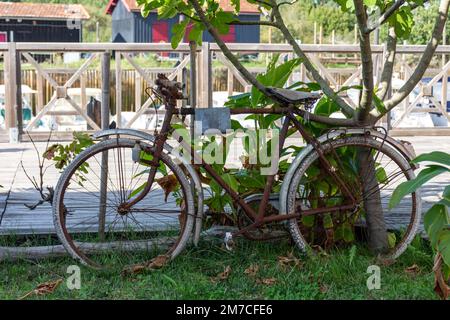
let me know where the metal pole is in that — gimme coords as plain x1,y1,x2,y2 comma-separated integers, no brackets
99,51,111,241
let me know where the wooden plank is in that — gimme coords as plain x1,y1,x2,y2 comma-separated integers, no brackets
4,42,17,132
80,72,87,111
115,52,123,128
24,94,58,131
22,52,59,89
390,127,450,136
124,55,190,128
201,42,212,108
135,71,142,111
227,68,234,97
36,72,44,113
64,53,98,88
65,96,101,131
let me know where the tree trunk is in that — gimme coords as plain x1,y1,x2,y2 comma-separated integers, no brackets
357,148,388,253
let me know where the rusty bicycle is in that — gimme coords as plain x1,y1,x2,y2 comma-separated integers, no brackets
52,74,421,269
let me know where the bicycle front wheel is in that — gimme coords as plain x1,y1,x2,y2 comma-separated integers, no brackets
286,135,421,260
53,138,195,270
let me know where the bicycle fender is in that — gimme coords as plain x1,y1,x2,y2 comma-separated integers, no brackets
279,128,416,217
93,129,204,246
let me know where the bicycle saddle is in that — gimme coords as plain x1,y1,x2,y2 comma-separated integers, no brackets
267,87,321,105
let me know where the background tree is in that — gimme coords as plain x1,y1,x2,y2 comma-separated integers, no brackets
138,0,450,253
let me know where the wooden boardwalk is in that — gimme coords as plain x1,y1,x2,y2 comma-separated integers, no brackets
0,136,449,237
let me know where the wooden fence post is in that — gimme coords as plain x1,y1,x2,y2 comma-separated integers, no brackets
189,41,197,138
4,42,18,142
80,72,87,111
115,51,122,128
442,25,448,117
15,48,23,136
200,42,212,108
99,51,111,241
227,68,234,97
36,72,44,113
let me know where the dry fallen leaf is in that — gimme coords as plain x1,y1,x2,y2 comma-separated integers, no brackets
156,175,179,201
278,252,303,269
319,284,329,294
19,279,63,300
405,264,420,275
244,264,259,278
377,257,395,267
122,255,170,276
256,278,277,286
211,266,231,283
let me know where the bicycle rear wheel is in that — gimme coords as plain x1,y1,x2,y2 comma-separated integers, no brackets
53,138,195,270
286,135,420,260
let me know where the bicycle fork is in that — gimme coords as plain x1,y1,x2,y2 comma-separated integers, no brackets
120,103,176,211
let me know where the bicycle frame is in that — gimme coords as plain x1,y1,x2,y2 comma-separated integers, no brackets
120,96,360,237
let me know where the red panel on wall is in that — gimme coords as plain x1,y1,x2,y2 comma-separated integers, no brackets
152,21,169,43
220,25,236,43
0,32,7,42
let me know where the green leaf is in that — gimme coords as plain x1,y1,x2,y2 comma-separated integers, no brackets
251,57,301,107
323,214,334,229
412,151,450,167
335,0,354,11
424,204,450,248
158,0,179,19
171,19,189,49
376,167,388,183
387,232,397,249
211,10,234,35
129,182,147,199
234,170,266,189
343,222,355,242
141,0,162,18
373,93,387,114
230,119,244,130
225,92,251,109
389,165,450,209
221,173,239,192
302,215,315,228
363,0,377,7
437,230,450,267
230,0,240,12
188,23,204,45
443,185,450,201
314,96,341,117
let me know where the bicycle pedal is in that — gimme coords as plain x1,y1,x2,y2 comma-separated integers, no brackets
224,232,235,251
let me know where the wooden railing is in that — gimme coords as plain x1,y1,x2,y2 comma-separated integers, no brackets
1,42,450,142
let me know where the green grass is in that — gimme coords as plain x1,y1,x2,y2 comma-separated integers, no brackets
0,238,438,300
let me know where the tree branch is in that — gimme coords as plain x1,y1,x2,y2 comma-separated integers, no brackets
366,0,430,33
366,0,405,33
228,20,278,27
374,0,450,120
188,0,269,95
378,27,397,101
269,0,355,117
354,0,374,123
